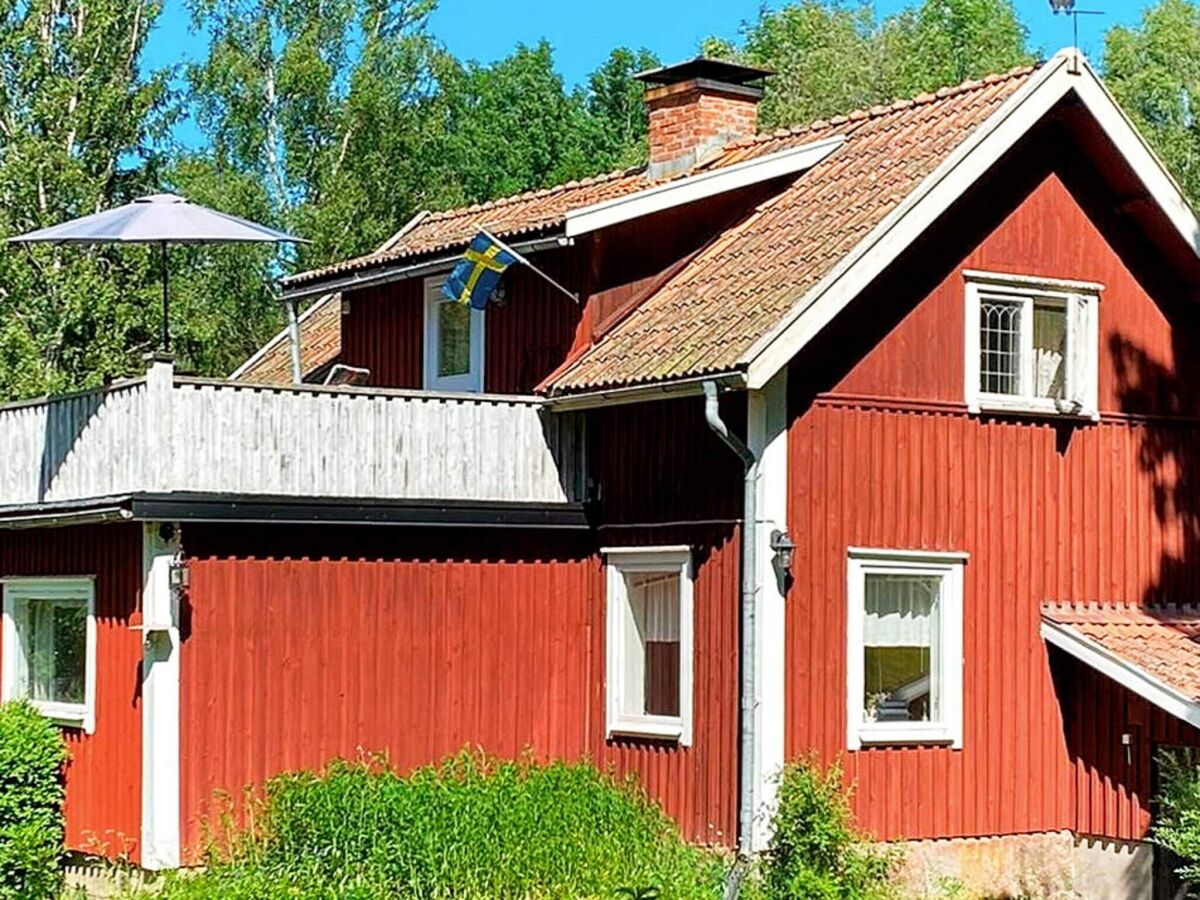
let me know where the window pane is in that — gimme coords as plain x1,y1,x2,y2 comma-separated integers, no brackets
862,573,940,724
437,301,471,378
1032,302,1067,400
980,299,1022,395
624,570,681,717
20,598,87,706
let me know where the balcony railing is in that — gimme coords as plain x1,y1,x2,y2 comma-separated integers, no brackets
0,359,585,509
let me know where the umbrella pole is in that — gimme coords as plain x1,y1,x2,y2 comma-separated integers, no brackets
160,241,170,352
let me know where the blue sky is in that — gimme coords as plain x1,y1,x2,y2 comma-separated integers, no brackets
144,0,1149,148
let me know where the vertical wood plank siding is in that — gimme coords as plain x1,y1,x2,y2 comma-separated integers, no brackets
338,251,586,395
0,524,142,858
0,377,583,506
179,397,743,856
785,149,1200,842
0,382,147,504
167,380,583,504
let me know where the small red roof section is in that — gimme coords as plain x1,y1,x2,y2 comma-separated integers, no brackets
281,167,650,289
1042,603,1200,714
234,293,341,384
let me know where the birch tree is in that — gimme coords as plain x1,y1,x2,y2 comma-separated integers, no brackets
0,0,168,397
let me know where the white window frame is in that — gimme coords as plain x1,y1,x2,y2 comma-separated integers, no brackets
846,548,966,750
603,546,694,745
423,275,485,392
964,270,1101,420
1,576,97,733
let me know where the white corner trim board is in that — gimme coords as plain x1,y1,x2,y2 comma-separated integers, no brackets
742,50,1200,390
564,136,846,238
1040,618,1200,731
141,523,182,871
747,370,788,853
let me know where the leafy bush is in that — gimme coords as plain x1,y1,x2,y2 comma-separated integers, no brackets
759,757,898,900
0,701,68,900
1153,747,1200,883
155,750,729,899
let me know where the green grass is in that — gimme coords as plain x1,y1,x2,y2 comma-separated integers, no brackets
150,751,732,899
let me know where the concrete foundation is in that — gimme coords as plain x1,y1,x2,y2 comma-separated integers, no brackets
892,831,1153,899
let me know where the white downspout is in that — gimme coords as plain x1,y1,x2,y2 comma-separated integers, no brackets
702,380,757,855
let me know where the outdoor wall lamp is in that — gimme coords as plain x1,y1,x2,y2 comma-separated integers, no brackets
770,529,796,574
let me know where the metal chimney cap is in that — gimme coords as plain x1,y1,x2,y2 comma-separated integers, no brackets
634,57,773,87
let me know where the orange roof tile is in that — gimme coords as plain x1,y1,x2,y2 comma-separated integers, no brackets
235,293,341,385
283,167,650,288
1042,603,1200,703
265,63,1039,390
549,65,1038,393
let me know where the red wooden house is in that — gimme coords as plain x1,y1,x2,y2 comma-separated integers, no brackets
4,49,1200,896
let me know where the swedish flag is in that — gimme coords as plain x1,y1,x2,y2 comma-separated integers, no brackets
443,231,519,310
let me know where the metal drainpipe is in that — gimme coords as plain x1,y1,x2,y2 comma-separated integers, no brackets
286,296,303,384
702,380,757,856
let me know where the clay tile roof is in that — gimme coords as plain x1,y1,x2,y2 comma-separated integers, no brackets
282,166,650,288
547,63,1037,393
263,62,1039,388
1042,603,1200,703
235,292,341,385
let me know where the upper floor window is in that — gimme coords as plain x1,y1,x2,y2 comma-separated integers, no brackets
424,276,484,392
603,546,694,745
846,549,965,750
964,271,1100,419
1,577,96,732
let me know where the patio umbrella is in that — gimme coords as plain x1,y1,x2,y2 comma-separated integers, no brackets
7,193,305,351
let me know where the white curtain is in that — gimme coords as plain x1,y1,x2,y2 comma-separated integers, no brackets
629,573,680,642
863,574,938,647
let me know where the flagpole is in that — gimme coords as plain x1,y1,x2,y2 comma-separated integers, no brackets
481,228,579,304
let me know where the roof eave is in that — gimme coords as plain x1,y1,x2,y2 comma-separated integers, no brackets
739,49,1200,391
544,370,747,411
1041,616,1200,729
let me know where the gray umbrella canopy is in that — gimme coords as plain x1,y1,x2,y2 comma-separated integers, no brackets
8,193,305,350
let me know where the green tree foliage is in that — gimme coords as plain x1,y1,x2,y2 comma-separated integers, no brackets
0,0,169,398
0,701,68,899
1153,748,1200,883
716,0,1032,130
1104,0,1200,205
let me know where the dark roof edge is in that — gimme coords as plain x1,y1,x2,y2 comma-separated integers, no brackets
0,493,590,530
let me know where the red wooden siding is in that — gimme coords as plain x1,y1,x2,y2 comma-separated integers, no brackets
0,523,143,859
785,138,1200,841
339,279,423,389
179,400,742,856
1053,650,1200,841
338,251,585,394
338,188,777,396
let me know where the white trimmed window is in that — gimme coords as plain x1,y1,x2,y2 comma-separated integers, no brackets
604,546,693,744
1,577,96,732
964,271,1100,419
423,275,484,392
846,549,965,750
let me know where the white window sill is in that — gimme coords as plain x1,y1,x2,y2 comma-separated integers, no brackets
973,395,1098,421
28,700,93,733
607,714,685,743
854,724,958,748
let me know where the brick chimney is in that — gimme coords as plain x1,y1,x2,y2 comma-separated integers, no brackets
636,58,772,179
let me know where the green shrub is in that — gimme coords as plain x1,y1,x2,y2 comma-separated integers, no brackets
155,750,729,899
1153,747,1200,884
759,757,898,900
0,700,68,900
